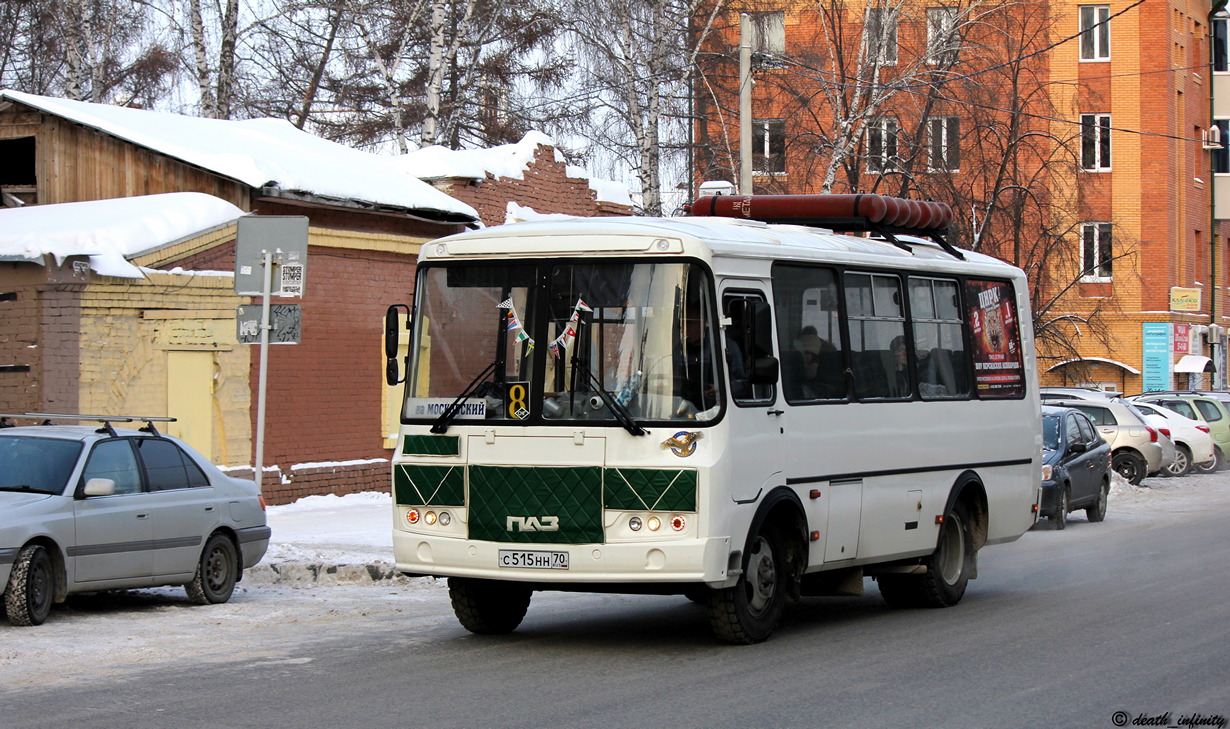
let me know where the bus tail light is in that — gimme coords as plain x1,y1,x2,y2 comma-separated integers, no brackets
671,515,686,531
407,508,420,525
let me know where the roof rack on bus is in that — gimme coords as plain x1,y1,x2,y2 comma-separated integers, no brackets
0,412,177,437
686,193,965,261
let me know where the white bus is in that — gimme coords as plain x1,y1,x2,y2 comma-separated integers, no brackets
384,194,1041,644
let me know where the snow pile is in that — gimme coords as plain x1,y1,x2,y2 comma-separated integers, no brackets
1,90,478,221
0,193,245,278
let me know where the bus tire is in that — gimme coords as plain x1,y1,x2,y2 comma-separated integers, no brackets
706,527,786,644
448,577,531,635
877,500,973,609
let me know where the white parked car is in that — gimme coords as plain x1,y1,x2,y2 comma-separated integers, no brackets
0,414,270,626
1127,399,1217,476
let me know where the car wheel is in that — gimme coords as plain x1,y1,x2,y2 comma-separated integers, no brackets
186,533,238,605
1112,452,1146,485
707,528,787,644
1086,480,1109,523
1051,487,1069,530
1166,444,1192,477
4,544,54,626
1194,448,1223,474
448,577,532,634
878,500,974,608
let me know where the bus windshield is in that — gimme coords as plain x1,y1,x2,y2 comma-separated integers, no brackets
405,261,724,426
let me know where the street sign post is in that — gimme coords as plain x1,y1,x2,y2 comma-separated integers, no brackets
234,215,309,490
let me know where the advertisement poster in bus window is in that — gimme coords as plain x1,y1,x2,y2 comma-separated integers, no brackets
964,279,1024,397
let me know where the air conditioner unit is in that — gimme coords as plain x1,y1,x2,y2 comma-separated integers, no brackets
1209,324,1225,344
1203,126,1224,150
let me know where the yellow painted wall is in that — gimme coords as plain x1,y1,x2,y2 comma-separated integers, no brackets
78,270,251,466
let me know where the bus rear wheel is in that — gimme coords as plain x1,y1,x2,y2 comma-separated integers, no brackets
448,577,532,634
706,528,786,644
877,500,973,608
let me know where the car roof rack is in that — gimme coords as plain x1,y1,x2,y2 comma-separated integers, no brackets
0,413,177,437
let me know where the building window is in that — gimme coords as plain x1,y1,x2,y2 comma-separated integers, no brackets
865,7,898,65
1079,5,1110,60
753,119,786,174
1214,15,1228,72
867,116,899,172
750,10,786,61
1081,222,1113,281
1081,113,1111,170
927,116,960,171
1215,119,1230,174
926,7,960,65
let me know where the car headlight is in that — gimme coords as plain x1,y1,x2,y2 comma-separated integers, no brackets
1041,464,1053,482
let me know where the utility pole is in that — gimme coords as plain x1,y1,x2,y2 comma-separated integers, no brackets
739,13,752,195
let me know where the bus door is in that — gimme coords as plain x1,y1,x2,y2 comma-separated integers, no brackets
721,287,784,503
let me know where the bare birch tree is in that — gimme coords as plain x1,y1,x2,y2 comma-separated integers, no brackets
561,0,725,215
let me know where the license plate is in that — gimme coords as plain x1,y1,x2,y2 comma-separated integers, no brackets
497,550,570,570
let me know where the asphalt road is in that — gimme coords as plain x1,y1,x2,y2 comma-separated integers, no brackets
3,486,1229,729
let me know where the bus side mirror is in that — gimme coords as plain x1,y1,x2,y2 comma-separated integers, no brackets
385,304,411,385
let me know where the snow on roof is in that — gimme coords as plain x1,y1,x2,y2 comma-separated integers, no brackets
0,90,478,222
0,192,246,278
398,130,634,207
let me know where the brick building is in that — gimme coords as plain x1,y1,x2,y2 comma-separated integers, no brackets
693,0,1230,392
399,131,634,226
1,91,632,503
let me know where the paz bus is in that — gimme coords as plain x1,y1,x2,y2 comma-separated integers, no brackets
383,193,1042,644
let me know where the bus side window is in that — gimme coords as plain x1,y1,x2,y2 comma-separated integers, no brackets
772,264,847,403
847,272,906,400
910,277,970,400
724,293,775,405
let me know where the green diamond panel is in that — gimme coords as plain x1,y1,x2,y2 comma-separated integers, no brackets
604,468,698,512
469,466,603,544
394,464,464,506
402,435,460,456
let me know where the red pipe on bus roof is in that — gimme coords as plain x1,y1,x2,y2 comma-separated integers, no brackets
687,193,952,232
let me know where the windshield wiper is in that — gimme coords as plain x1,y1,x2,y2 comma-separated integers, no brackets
430,360,498,434
0,484,57,494
572,356,647,436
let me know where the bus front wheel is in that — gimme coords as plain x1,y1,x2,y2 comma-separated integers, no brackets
448,577,532,634
877,500,973,609
706,527,786,644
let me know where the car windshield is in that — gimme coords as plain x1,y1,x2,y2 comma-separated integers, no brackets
0,436,83,494
1042,415,1061,451
405,261,724,426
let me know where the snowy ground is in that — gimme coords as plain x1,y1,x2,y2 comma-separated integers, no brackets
3,471,1230,691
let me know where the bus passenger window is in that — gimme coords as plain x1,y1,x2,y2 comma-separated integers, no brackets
772,264,847,403
846,272,906,400
910,277,970,399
